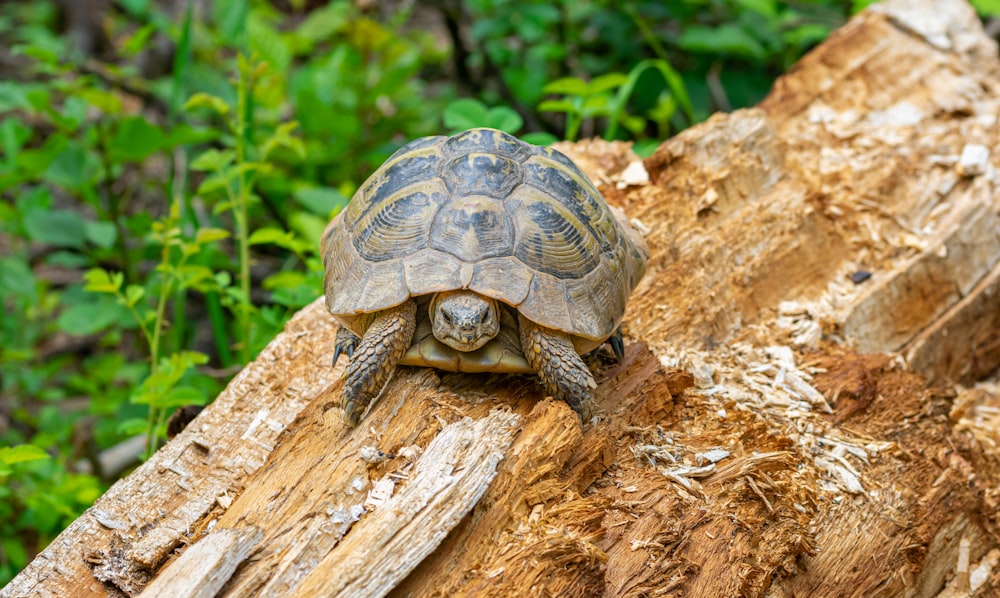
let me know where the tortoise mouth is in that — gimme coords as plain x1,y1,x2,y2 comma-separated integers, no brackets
439,332,492,352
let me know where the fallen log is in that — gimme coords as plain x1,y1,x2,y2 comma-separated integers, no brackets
4,0,1000,596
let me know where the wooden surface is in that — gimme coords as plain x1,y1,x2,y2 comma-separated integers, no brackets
5,0,1000,596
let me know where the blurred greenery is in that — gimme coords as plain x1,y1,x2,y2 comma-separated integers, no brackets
2,0,999,585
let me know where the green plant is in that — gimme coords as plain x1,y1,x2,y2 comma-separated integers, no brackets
83,206,221,455
968,0,1000,17
444,98,524,134
0,446,101,581
538,58,694,149
0,444,50,475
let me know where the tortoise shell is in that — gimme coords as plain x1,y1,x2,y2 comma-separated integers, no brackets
321,128,647,351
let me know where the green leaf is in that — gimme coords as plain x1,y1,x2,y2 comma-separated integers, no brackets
212,198,235,214
174,265,215,289
734,0,778,18
84,220,118,249
124,285,145,308
782,23,831,49
0,118,32,163
116,417,148,436
247,13,292,72
262,121,304,159
295,2,350,44
288,211,327,247
248,227,293,246
83,268,123,294
44,141,94,191
443,98,490,131
0,257,36,300
183,92,230,116
973,0,1000,14
484,106,523,134
123,23,157,55
293,185,347,216
190,149,235,172
195,227,231,245
520,132,559,146
235,161,273,176
0,444,49,465
16,44,59,65
215,0,249,42
108,117,167,163
131,351,209,407
163,124,218,148
15,133,67,176
581,94,611,117
633,139,660,158
1,537,29,569
197,175,234,197
542,77,589,97
56,294,124,336
79,88,123,114
161,386,208,408
23,208,87,248
262,270,306,291
54,96,89,132
587,73,628,94
537,99,578,114
0,81,33,112
677,24,766,59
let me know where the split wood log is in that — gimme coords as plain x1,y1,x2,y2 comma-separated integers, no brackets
4,0,1000,596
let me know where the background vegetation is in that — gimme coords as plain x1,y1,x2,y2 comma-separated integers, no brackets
1,0,998,584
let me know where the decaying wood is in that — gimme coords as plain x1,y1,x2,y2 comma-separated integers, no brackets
138,527,262,598
5,0,1000,596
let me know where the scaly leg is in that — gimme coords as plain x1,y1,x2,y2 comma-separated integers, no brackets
519,314,597,421
341,301,417,426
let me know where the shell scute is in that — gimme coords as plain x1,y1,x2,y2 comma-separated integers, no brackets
442,128,530,162
428,195,515,261
442,153,522,198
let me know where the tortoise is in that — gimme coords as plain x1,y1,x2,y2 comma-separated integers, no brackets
321,128,647,426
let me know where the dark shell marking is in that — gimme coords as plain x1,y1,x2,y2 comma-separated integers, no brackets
323,127,647,344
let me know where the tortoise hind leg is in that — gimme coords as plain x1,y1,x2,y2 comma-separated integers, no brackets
341,300,417,426
518,314,597,421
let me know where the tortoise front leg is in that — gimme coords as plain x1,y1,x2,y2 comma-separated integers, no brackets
341,300,417,426
518,314,597,421
332,326,360,366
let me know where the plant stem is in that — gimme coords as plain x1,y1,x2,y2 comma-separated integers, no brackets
625,4,671,63
145,239,173,458
235,59,252,364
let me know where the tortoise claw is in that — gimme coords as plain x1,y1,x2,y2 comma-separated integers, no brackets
332,345,351,367
342,399,362,427
609,327,625,363
332,327,359,366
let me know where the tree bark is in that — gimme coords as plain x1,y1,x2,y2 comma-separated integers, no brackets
5,0,1000,596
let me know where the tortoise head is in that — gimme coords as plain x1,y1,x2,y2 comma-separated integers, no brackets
429,290,500,352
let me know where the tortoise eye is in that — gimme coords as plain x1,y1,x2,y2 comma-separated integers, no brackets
441,310,453,325
482,309,491,323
